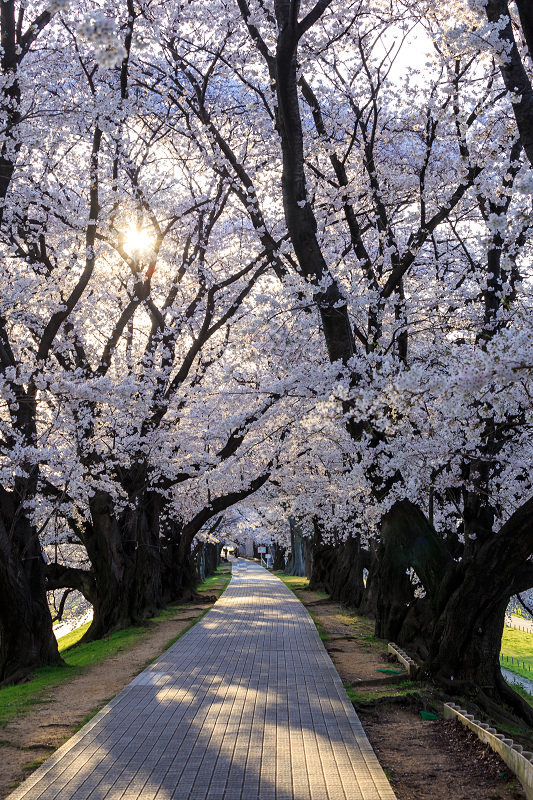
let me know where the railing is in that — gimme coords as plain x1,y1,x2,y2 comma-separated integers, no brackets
500,654,532,672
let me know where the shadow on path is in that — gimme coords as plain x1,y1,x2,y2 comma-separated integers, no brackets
8,561,395,800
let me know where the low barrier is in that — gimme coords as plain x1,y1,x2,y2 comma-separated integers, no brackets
387,642,417,678
443,702,533,800
386,643,533,797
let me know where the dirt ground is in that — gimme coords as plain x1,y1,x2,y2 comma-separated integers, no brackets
0,572,529,800
297,587,529,800
0,601,217,799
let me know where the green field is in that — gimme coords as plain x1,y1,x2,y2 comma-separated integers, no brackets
500,625,533,685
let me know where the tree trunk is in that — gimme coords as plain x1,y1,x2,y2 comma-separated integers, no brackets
122,489,163,620
358,539,379,619
80,490,139,640
160,520,199,603
310,533,367,607
204,542,222,577
485,0,533,167
425,569,533,726
285,516,309,576
272,13,356,367
373,500,451,643
194,541,221,583
374,497,533,724
82,488,170,640
0,488,61,683
272,542,286,571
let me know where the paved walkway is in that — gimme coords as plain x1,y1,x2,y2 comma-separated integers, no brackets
9,560,395,800
507,615,533,633
502,667,533,696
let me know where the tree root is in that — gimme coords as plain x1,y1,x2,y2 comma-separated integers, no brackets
493,671,533,729
190,592,217,604
434,673,533,732
0,668,35,688
302,599,333,607
172,590,217,605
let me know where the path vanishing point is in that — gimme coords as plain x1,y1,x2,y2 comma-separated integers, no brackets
8,559,396,800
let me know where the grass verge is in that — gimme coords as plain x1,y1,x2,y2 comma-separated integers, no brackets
273,572,310,593
0,563,231,728
500,626,533,687
344,680,419,704
196,563,232,595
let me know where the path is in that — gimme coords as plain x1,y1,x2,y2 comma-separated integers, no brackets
501,667,533,696
8,560,395,800
507,615,533,634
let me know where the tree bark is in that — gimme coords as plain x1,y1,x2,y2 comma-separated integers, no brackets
193,541,221,583
375,497,533,722
160,519,199,602
285,516,311,576
310,532,367,607
0,488,61,683
122,489,163,621
273,12,355,366
272,542,286,571
485,0,533,167
79,489,164,641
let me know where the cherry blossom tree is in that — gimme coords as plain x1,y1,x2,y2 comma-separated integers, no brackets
2,0,533,727
0,0,73,684
0,0,289,673
174,0,533,718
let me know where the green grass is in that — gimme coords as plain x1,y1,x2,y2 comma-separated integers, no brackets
62,624,155,667
500,626,533,684
343,680,419,704
0,624,153,727
274,573,310,593
0,563,231,728
21,757,48,771
197,563,232,595
0,668,71,728
307,608,331,642
144,605,186,623
56,622,92,652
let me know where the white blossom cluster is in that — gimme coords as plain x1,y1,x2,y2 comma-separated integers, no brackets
48,0,71,14
77,11,126,67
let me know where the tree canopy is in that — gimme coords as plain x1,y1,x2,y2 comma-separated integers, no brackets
1,0,533,724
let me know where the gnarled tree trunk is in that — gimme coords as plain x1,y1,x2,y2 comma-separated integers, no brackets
374,497,533,724
160,519,199,603
73,488,165,642
0,486,61,684
310,518,368,607
285,516,312,577
272,543,286,571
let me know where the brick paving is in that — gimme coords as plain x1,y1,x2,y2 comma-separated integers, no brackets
8,559,396,800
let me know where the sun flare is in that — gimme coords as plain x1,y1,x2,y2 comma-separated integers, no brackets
124,224,152,255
